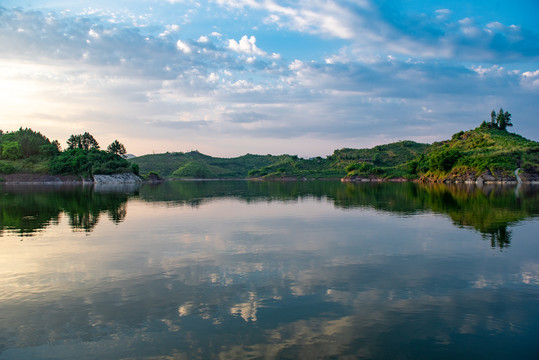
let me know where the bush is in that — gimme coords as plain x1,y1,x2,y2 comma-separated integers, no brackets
1,141,23,160
131,163,140,175
0,161,16,174
428,147,462,172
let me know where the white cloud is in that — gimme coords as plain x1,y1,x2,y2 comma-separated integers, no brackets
228,35,266,56
88,28,100,39
521,70,539,88
176,40,192,54
217,0,359,39
197,35,209,43
159,24,180,38
208,72,219,82
289,59,304,71
435,9,451,20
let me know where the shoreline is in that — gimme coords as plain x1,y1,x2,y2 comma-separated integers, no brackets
0,173,143,185
2,174,539,185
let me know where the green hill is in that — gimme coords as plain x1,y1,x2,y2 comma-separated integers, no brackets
409,124,539,182
130,141,430,180
0,128,135,180
130,151,298,179
131,125,538,182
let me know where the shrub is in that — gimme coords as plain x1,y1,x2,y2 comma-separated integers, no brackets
1,141,23,160
131,163,140,175
0,162,16,174
428,147,462,172
49,148,131,176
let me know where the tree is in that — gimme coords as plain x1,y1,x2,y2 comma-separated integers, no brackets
107,140,127,157
495,108,504,128
502,110,512,130
52,140,61,152
495,108,512,131
66,134,82,150
490,109,513,131
67,132,99,150
81,132,99,150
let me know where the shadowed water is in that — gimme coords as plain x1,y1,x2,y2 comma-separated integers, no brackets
0,181,538,359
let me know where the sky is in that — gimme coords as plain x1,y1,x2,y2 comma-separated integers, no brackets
1,0,538,157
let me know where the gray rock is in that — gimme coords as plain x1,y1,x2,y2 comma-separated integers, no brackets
93,173,143,184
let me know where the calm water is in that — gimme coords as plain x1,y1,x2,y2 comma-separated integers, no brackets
0,181,538,359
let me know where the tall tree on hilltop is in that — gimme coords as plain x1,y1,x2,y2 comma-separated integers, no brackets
107,140,127,157
81,132,99,150
67,132,99,150
502,110,512,130
495,108,512,131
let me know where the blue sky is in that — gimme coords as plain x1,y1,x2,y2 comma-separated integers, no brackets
1,0,538,157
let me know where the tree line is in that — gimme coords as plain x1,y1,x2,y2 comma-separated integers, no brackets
66,132,127,156
0,128,137,176
0,128,128,160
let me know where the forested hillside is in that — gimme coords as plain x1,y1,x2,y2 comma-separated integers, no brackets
131,121,538,182
0,128,136,179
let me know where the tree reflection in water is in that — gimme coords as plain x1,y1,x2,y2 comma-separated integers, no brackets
1,181,537,249
0,184,135,235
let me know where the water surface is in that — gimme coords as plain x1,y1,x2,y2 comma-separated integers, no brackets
1,181,538,359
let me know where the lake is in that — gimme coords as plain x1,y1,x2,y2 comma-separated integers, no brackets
1,181,538,359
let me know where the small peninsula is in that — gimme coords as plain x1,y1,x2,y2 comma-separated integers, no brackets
0,128,140,183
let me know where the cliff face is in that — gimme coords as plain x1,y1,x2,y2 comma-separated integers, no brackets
93,173,142,183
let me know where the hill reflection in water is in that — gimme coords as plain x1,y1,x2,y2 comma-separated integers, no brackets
2,181,537,249
0,181,538,359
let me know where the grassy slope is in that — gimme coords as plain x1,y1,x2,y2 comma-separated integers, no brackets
417,126,539,181
333,140,430,179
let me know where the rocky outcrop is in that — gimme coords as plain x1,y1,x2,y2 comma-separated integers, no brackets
420,168,539,184
518,171,539,183
145,172,165,183
342,168,539,184
92,173,143,183
341,175,408,183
